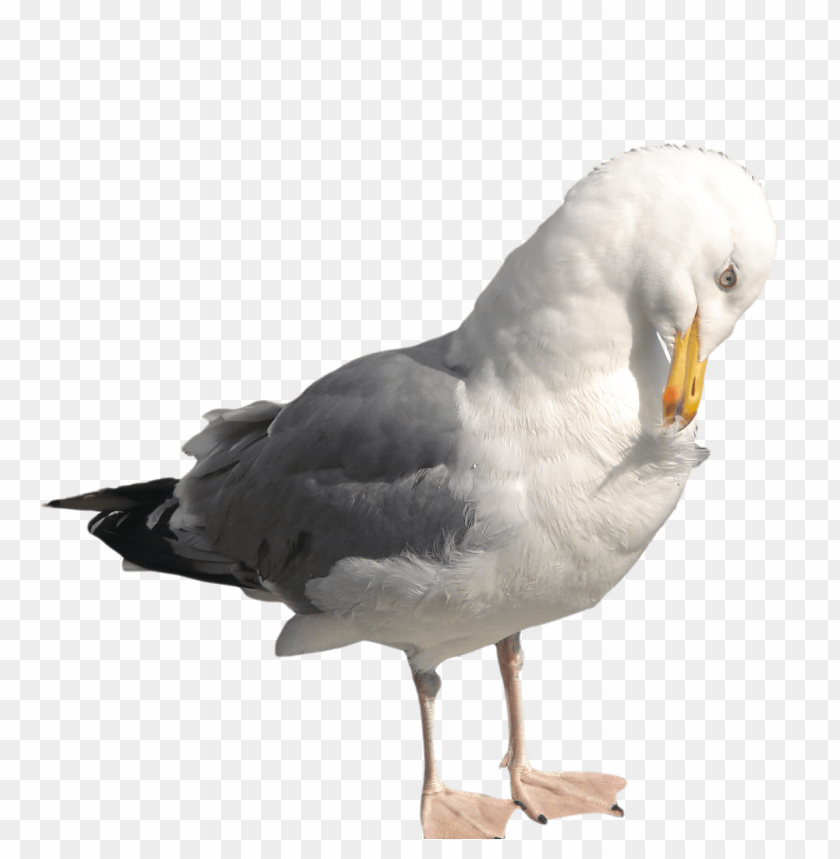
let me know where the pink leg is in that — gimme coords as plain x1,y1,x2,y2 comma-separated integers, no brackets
496,633,626,825
413,669,518,839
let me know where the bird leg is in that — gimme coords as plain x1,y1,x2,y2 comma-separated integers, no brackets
412,667,518,839
495,633,626,824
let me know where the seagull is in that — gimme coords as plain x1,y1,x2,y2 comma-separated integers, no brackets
47,145,777,840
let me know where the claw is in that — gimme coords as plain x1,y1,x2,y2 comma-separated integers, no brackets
611,804,624,817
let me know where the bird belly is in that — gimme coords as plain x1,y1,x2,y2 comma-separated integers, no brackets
329,465,686,673
404,441,695,662
303,411,699,671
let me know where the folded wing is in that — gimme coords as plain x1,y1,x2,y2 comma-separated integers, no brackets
172,334,471,613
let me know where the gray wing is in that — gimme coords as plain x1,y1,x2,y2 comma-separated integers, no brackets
173,333,470,613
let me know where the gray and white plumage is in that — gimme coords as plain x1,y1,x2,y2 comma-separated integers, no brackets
49,144,777,676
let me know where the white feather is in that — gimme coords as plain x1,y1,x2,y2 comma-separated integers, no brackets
277,145,777,673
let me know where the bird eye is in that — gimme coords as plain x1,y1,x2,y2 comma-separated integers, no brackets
718,266,737,289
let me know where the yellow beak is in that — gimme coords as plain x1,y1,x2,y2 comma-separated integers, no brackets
662,309,707,427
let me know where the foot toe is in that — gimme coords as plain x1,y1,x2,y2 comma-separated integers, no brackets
509,769,627,824
421,786,518,839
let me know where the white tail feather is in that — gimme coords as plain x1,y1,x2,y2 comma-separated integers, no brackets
275,613,362,657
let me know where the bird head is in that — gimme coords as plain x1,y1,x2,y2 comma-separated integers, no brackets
453,146,777,432
621,147,778,428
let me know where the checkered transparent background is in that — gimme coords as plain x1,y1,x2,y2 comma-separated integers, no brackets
2,2,837,857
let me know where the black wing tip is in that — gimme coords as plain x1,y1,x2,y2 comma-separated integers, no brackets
43,478,180,513
43,494,121,512
44,497,93,510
